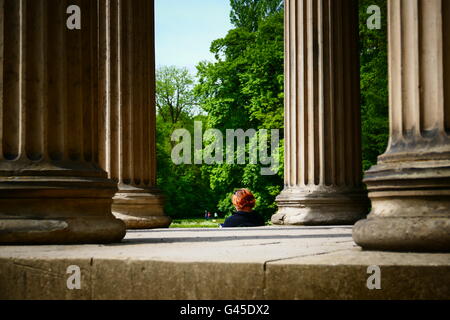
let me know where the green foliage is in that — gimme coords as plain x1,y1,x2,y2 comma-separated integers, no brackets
156,66,198,125
195,10,285,221
230,0,284,31
359,0,389,171
156,66,218,218
157,113,221,219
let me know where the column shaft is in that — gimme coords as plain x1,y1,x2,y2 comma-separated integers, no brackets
353,0,450,251
273,0,368,225
0,0,126,243
99,0,171,229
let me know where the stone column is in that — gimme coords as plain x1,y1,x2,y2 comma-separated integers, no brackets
272,0,369,225
353,0,450,251
99,0,171,229
0,0,126,243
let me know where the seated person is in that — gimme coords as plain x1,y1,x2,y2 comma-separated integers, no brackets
221,188,265,227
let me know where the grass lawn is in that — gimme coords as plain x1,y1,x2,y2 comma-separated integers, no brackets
169,218,272,228
169,218,225,228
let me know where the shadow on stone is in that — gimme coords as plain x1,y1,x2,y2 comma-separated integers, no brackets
113,233,352,245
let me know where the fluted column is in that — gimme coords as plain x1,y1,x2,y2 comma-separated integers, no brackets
273,0,369,225
99,0,171,229
353,0,450,251
0,0,126,243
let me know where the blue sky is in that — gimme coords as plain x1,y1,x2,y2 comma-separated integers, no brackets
155,0,233,74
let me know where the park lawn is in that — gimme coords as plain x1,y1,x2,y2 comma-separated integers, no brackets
169,218,273,228
169,218,225,228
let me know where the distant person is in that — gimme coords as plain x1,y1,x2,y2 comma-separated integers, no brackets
221,189,265,228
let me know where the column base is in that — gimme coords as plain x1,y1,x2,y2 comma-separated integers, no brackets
272,187,369,225
0,173,126,244
352,160,450,252
0,217,126,244
353,216,450,252
112,186,172,229
113,212,172,229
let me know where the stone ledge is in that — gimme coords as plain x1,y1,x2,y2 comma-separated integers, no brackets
0,226,448,299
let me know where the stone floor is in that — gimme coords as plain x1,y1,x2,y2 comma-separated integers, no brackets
0,226,449,299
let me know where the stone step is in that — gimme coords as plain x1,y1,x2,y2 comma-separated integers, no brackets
0,227,448,299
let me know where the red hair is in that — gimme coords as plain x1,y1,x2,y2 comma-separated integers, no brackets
232,188,256,210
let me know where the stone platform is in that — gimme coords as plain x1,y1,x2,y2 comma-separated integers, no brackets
0,226,449,300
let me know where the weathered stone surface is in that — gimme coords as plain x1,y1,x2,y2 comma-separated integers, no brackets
0,227,448,299
352,0,450,252
274,0,369,225
265,250,450,300
0,258,93,300
92,260,264,300
98,0,171,229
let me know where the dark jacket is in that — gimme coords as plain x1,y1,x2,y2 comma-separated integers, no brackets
221,211,265,228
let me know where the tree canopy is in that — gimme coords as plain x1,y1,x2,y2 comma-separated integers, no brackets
230,0,284,31
156,66,197,125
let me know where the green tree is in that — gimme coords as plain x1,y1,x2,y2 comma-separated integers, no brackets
359,0,389,171
156,66,197,125
156,67,216,219
230,0,283,31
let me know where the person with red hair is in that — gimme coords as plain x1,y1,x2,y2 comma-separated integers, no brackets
221,188,265,227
